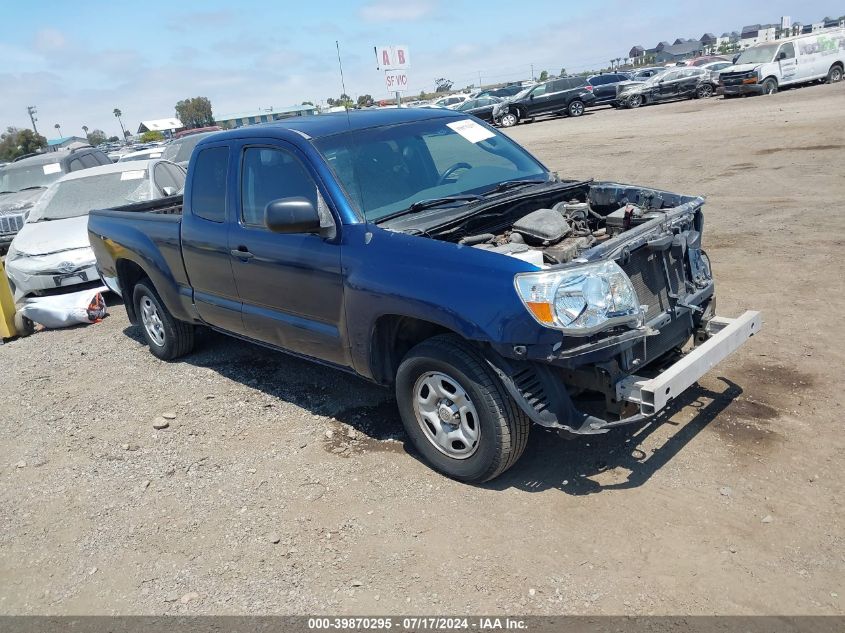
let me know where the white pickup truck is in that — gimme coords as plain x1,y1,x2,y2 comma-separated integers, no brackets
720,28,845,95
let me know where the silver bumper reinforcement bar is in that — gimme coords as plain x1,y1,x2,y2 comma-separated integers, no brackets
616,310,762,416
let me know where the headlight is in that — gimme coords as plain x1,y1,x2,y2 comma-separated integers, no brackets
514,260,642,335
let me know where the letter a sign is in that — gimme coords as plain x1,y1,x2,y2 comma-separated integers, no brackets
377,45,410,70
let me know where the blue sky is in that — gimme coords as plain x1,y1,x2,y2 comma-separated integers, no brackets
2,0,842,137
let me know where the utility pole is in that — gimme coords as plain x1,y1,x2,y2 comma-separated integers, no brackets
530,64,534,81
478,70,482,90
27,106,39,135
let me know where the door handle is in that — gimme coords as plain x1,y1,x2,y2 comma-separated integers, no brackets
230,247,254,260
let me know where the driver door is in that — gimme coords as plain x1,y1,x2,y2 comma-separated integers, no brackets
227,140,346,365
526,84,552,116
656,71,682,100
776,42,800,83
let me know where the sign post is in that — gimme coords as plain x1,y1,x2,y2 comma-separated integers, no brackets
377,45,410,107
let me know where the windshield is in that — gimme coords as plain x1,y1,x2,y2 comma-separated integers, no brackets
642,71,673,86
0,161,64,192
161,132,213,163
28,169,152,222
510,87,532,101
313,117,548,221
735,44,778,64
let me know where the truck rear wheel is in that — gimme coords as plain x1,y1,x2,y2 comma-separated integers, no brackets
828,64,843,84
133,281,194,360
395,335,530,483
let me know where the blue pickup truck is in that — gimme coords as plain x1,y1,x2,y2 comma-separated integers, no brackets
88,108,760,482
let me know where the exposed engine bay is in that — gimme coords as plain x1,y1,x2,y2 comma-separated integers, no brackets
432,181,689,266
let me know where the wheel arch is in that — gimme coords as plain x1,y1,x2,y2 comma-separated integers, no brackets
762,75,779,90
115,258,150,324
369,314,462,385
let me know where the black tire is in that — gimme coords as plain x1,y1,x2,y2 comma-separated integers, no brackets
395,335,530,483
498,111,518,127
762,77,778,95
828,64,843,84
696,84,714,99
567,99,585,117
132,280,194,360
13,312,34,337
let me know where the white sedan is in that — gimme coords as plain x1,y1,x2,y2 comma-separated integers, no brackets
4,160,185,299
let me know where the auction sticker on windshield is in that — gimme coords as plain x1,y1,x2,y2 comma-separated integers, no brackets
120,170,145,181
447,119,495,143
43,163,61,174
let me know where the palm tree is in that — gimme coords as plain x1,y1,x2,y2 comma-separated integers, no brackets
82,125,89,141
54,123,62,137
113,108,127,144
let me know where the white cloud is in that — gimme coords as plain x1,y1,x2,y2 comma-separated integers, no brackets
33,28,66,53
359,0,436,22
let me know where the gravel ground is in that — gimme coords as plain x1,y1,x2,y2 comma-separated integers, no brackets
1,83,844,616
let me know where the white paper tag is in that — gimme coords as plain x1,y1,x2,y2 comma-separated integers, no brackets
120,170,146,181
149,152,162,158
446,119,495,143
43,163,61,175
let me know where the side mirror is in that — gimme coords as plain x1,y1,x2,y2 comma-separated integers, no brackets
265,197,321,234
778,51,787,60
529,94,534,99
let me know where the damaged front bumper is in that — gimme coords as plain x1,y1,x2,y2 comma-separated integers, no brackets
615,311,760,416
488,310,761,435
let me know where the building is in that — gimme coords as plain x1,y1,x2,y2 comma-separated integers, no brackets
214,104,318,129
45,136,87,152
137,118,184,136
739,23,778,48
653,40,705,63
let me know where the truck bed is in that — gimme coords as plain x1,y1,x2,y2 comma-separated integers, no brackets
93,194,183,217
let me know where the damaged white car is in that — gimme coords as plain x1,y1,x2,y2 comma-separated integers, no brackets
5,159,185,299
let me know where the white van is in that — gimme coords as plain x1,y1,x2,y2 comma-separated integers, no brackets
720,28,845,95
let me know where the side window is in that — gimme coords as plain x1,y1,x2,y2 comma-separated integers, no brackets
68,158,84,172
531,84,548,96
191,146,228,223
240,147,320,228
91,150,111,165
79,153,100,168
779,43,795,59
153,162,186,194
590,76,610,86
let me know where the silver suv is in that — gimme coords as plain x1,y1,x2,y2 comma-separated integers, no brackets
0,147,110,252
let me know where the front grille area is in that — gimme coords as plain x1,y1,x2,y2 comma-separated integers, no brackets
0,213,25,236
720,71,753,86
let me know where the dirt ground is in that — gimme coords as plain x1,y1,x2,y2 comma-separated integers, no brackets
1,83,844,616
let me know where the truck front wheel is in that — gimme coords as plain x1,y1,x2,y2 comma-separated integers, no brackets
762,78,778,94
395,335,530,483
133,281,195,360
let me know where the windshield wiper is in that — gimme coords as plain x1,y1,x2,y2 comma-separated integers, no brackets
19,185,47,191
483,179,549,196
407,194,482,212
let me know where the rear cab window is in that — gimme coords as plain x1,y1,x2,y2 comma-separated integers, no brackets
190,146,229,222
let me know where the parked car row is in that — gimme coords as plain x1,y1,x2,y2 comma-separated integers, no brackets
1,149,186,303
0,146,112,253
